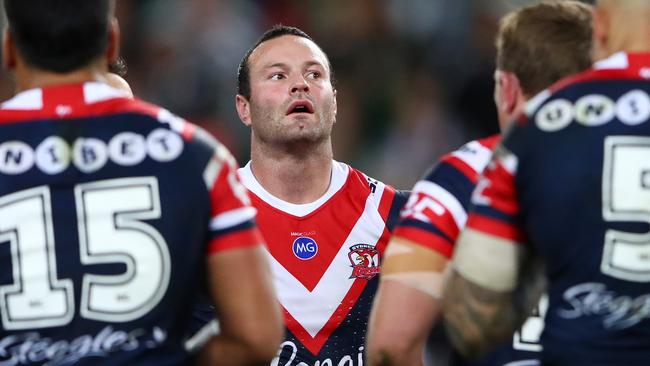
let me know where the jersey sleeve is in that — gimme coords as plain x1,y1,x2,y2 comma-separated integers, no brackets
465,143,527,244
453,130,529,292
392,140,493,258
201,139,263,255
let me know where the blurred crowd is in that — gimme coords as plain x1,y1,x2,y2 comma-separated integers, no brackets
0,0,585,188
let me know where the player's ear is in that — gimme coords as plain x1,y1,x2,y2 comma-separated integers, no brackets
3,29,17,70
494,70,511,114
591,6,609,62
106,17,120,64
235,94,252,127
500,71,521,115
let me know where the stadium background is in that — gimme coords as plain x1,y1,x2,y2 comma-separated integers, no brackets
0,0,593,189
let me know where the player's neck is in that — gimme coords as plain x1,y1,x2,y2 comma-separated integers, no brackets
13,60,108,93
606,15,650,56
249,139,333,204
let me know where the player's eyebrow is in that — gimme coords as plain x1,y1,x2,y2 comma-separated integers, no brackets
262,60,326,71
263,62,289,71
303,60,325,70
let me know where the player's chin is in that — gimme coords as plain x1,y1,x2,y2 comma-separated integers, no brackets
283,127,327,144
284,113,316,124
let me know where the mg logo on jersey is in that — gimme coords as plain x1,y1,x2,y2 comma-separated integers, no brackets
292,237,318,260
348,244,380,280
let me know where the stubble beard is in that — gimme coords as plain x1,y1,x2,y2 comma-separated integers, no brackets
250,99,336,147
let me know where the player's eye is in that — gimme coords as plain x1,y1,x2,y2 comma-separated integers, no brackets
270,73,285,81
306,71,321,80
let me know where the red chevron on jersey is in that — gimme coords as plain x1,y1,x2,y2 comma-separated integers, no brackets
238,161,395,356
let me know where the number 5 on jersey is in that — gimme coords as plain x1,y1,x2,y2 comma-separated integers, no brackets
602,137,650,282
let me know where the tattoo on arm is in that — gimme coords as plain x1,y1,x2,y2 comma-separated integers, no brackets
442,272,530,359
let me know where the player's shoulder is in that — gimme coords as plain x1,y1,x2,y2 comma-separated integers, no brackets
428,135,499,184
521,52,650,132
346,163,397,196
0,82,233,166
110,98,228,158
446,137,498,165
346,163,408,229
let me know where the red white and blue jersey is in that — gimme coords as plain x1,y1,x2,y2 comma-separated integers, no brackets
238,162,407,366
465,52,650,365
395,136,543,366
0,82,261,365
395,136,499,258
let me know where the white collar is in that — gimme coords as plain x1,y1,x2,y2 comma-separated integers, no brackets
238,160,350,217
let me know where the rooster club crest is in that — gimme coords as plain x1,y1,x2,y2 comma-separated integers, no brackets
348,244,380,280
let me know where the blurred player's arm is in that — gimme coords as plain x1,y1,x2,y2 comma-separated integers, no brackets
368,151,490,365
197,245,283,366
195,143,283,366
367,236,450,366
442,143,545,359
442,227,543,359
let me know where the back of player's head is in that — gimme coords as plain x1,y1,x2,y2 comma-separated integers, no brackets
3,0,114,73
237,25,334,100
593,0,650,59
496,0,593,97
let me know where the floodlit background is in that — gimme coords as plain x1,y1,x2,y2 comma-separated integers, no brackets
0,0,593,189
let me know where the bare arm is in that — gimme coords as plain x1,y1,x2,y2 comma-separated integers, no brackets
441,229,544,359
196,245,283,366
441,271,522,359
366,237,449,366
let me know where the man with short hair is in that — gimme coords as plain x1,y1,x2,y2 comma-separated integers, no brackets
235,25,408,365
0,0,282,365
443,0,650,364
366,1,593,365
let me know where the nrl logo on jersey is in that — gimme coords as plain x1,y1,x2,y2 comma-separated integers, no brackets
348,244,380,280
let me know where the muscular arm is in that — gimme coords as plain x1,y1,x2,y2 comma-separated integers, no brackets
196,245,284,366
366,236,450,366
442,271,522,359
441,230,544,359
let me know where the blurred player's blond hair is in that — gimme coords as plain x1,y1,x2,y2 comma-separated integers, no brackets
496,0,593,97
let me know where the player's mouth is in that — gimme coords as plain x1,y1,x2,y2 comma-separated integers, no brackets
286,100,315,115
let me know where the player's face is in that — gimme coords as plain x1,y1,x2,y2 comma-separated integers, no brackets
244,35,337,145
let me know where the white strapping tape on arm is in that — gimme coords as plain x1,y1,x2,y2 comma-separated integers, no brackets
452,228,524,292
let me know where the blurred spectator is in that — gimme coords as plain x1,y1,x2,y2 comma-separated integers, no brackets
0,0,570,184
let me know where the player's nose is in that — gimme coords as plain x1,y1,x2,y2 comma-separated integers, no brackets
290,76,310,94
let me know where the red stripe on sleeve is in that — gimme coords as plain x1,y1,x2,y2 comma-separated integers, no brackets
444,155,479,184
480,162,520,216
209,158,249,218
400,191,461,241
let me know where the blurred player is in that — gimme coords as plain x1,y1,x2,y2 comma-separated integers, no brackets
105,58,133,97
105,73,133,97
0,0,282,365
366,1,593,365
443,0,650,365
234,25,408,365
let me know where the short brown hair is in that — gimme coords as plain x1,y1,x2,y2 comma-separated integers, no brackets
237,25,335,100
496,0,593,97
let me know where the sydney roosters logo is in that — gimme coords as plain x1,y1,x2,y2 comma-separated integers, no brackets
348,244,380,280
